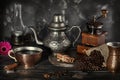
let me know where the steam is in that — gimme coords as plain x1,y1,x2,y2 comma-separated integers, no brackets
73,0,82,4
101,4,109,10
59,0,68,9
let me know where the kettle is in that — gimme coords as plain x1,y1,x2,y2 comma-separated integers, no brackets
30,14,81,55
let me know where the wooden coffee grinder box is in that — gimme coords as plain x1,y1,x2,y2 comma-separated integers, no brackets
82,31,107,47
77,9,108,53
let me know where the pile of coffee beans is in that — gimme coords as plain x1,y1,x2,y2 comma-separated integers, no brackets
74,50,106,71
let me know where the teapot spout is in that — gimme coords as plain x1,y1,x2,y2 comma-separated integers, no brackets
30,28,43,45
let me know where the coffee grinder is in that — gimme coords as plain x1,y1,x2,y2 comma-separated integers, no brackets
77,9,108,53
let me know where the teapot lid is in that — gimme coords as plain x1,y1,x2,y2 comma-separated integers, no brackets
49,14,66,31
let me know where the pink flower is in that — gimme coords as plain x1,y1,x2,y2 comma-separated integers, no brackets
0,41,12,55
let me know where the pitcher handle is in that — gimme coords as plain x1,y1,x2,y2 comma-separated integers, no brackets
8,50,17,62
68,26,81,47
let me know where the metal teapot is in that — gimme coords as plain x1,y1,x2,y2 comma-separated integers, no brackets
30,14,81,55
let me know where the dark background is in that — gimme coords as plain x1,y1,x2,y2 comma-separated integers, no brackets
0,0,119,46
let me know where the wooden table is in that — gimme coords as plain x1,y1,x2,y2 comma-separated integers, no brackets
0,47,120,80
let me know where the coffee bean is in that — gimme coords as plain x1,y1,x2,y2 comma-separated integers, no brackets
74,50,106,71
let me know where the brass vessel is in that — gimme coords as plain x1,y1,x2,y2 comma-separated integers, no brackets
106,42,120,73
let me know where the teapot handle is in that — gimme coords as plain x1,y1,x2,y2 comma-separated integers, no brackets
68,26,81,47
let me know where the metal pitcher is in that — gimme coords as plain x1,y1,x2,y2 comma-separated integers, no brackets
106,42,120,73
